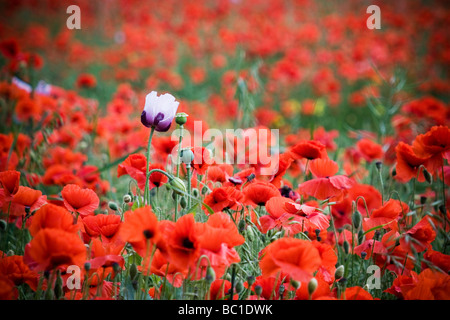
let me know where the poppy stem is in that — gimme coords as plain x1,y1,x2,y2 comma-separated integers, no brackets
187,165,192,209
174,126,184,220
144,126,156,206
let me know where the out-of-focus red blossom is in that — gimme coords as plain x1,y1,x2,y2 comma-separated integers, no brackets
76,73,97,89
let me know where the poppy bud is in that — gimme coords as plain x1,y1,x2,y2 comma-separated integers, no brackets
247,173,256,182
108,201,118,211
420,196,427,205
279,284,285,296
84,262,91,272
205,266,216,283
0,220,6,231
238,219,246,233
290,279,301,290
247,275,256,286
175,112,188,126
352,211,362,229
123,194,132,203
374,230,381,241
335,265,345,280
201,186,209,195
314,229,321,238
375,161,382,170
235,281,244,293
343,240,350,254
170,177,187,195
112,262,121,274
180,149,194,165
180,196,187,209
392,167,397,177
246,226,255,241
45,285,54,300
129,263,138,281
192,188,199,197
423,168,433,184
358,229,365,244
308,278,318,296
54,271,64,300
254,284,262,296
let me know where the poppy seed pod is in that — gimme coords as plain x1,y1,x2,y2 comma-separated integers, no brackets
175,112,188,125
141,91,179,132
180,149,194,165
123,194,132,203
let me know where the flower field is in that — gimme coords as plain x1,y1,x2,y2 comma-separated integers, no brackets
0,0,449,302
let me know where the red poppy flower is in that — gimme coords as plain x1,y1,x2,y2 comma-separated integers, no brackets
117,153,147,185
28,203,78,237
2,186,47,218
402,269,450,300
0,275,18,300
140,249,186,288
61,184,99,217
259,237,322,283
207,164,233,184
82,214,122,242
289,140,328,160
208,279,238,300
203,186,244,213
77,73,97,89
0,170,20,198
191,146,212,175
28,229,86,272
395,141,429,183
193,216,243,280
298,158,354,201
413,125,450,172
356,138,384,162
0,255,39,291
337,286,374,300
400,216,437,253
269,152,294,188
362,199,409,238
119,206,160,257
243,181,281,207
166,214,201,270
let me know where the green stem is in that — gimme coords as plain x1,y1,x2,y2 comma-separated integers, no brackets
144,126,156,206
186,165,192,209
